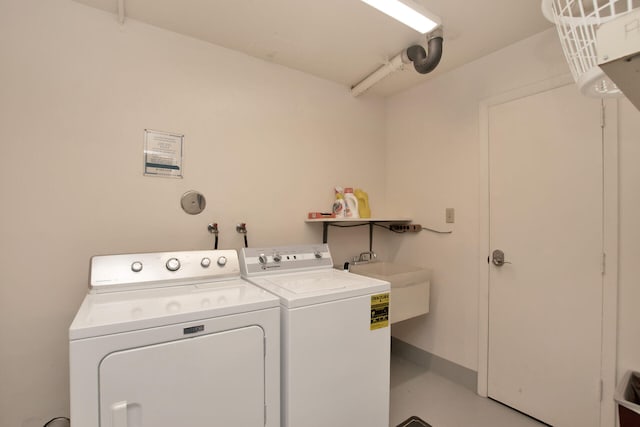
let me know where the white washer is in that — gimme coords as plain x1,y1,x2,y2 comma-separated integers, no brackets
69,249,280,427
240,244,391,427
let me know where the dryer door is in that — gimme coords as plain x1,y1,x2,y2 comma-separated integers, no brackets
99,325,265,427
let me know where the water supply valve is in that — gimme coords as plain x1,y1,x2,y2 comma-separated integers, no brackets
207,222,219,235
236,223,248,248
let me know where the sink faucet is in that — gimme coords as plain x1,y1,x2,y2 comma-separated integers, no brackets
352,251,377,264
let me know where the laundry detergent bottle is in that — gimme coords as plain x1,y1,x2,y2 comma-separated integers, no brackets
332,187,346,218
343,187,359,218
354,189,371,218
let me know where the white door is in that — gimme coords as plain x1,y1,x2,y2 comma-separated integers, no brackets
487,83,603,426
100,326,265,427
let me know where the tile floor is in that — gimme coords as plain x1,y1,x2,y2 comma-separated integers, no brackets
389,353,547,427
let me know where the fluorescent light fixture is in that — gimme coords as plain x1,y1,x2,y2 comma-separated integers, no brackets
361,0,439,34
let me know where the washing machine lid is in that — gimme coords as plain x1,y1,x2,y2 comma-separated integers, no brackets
246,269,390,308
69,278,279,340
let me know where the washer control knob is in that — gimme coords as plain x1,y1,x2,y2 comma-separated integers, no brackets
217,256,227,267
166,257,181,272
131,261,143,272
258,254,268,265
314,250,322,259
273,253,282,263
201,257,211,268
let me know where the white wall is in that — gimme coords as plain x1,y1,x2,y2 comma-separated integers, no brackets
386,25,640,392
0,1,390,425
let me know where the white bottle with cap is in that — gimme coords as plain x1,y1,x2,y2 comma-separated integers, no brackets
343,187,360,219
332,187,346,218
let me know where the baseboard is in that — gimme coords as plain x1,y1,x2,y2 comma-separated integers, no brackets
391,337,478,392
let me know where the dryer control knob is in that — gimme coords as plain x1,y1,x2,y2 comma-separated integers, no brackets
131,261,143,272
273,253,282,263
201,257,211,268
314,250,322,259
258,254,268,265
166,257,181,272
217,256,227,267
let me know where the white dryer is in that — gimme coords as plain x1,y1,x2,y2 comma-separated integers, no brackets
240,244,391,427
69,249,280,427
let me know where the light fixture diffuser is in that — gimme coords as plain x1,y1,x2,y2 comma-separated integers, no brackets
361,0,439,34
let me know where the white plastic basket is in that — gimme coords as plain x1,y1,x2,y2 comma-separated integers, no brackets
542,0,640,97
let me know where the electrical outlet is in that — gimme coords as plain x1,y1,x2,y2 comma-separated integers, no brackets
390,224,422,232
446,208,455,224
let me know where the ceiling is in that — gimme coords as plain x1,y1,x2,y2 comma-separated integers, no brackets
73,0,554,96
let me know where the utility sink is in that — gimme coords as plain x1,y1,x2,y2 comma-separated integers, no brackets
349,262,431,324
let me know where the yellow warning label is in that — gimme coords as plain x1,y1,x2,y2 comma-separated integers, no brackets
370,293,389,330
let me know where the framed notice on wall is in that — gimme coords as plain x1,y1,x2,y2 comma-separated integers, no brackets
143,129,184,178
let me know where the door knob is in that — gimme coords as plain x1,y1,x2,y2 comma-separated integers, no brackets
492,249,512,267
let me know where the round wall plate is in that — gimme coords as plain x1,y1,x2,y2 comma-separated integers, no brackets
180,190,206,215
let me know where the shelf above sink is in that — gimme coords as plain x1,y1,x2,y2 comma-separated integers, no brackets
305,217,411,248
304,217,411,223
